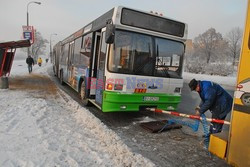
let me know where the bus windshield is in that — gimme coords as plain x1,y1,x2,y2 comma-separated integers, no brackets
108,30,185,78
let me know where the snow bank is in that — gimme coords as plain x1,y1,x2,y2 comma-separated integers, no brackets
60,90,155,167
183,72,237,88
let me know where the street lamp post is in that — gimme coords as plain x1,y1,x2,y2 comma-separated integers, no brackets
50,33,57,62
26,1,41,57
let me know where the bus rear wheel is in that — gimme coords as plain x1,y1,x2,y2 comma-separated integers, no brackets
80,80,91,106
53,66,56,76
60,71,64,85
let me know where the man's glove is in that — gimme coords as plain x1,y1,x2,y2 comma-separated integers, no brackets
195,106,200,116
195,106,200,111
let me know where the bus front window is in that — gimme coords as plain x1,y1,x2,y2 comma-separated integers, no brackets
109,30,153,75
155,38,185,78
108,30,184,78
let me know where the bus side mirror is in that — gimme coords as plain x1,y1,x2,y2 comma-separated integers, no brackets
105,23,115,44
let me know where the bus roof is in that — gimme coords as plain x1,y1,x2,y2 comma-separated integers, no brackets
60,6,187,45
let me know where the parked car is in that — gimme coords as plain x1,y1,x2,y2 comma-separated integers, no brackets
235,78,250,106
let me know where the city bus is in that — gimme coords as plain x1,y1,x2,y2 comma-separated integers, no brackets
52,6,188,112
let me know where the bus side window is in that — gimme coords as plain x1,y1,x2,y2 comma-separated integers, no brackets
80,33,92,68
63,43,69,65
60,45,64,63
99,32,107,71
73,37,82,66
61,44,68,65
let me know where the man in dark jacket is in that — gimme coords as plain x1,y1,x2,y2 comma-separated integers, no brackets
189,78,233,134
26,55,34,73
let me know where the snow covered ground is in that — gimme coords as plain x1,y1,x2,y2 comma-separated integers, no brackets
0,59,237,166
183,72,237,89
0,60,154,167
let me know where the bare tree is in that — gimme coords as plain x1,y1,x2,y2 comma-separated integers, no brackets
226,27,243,66
214,39,229,62
21,31,48,62
31,31,48,62
194,28,223,64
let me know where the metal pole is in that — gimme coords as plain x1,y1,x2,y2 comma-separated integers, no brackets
50,33,57,62
50,36,52,61
26,1,41,57
27,11,29,27
147,108,231,125
27,5,30,57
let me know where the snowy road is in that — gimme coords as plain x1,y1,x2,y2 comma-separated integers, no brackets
0,61,154,167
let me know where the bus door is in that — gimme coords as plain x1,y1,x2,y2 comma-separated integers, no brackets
67,41,75,86
90,32,101,96
95,30,107,105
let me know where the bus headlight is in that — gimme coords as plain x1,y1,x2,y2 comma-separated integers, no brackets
107,84,113,90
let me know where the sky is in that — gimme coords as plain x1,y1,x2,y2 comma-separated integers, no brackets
0,0,248,54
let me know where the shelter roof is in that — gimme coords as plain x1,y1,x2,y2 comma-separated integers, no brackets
0,40,31,49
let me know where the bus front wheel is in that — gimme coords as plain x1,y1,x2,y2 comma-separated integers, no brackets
80,80,91,106
241,93,250,106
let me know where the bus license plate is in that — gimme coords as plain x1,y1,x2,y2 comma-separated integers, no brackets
143,96,159,101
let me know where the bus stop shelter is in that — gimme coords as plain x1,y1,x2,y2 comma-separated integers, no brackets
0,40,31,88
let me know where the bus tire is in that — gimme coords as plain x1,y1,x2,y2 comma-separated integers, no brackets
79,80,91,106
241,93,250,106
60,70,64,85
53,66,56,76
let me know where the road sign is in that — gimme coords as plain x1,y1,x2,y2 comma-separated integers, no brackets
22,25,35,44
23,32,32,40
22,26,33,31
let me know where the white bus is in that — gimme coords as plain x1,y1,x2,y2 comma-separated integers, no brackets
52,6,188,112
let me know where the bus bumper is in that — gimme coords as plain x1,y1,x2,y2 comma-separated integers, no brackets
102,91,181,112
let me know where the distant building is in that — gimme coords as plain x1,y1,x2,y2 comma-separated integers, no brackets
185,39,193,54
